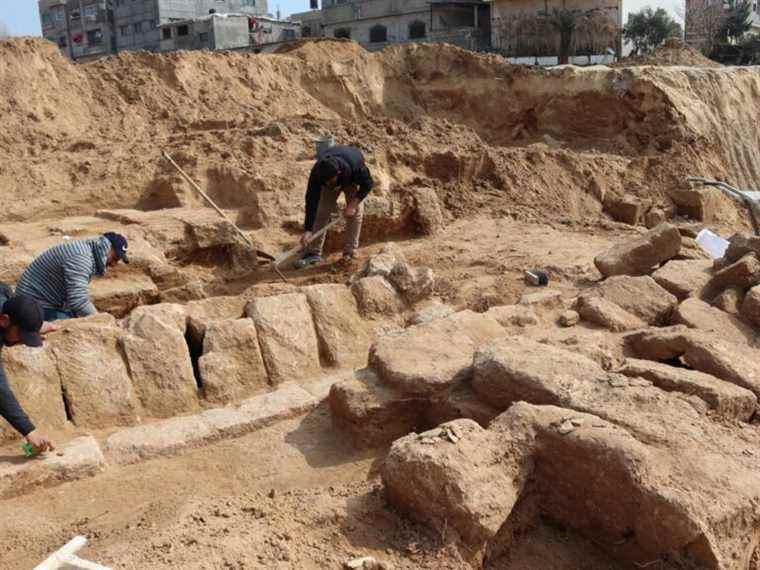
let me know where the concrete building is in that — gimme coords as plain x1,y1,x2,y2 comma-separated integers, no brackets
249,16,300,50
39,0,117,61
158,13,250,51
291,0,491,51
39,0,268,59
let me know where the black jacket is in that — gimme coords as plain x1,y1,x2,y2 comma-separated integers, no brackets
304,145,373,231
0,286,35,437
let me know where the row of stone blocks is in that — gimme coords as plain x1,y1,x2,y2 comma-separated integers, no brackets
1,284,370,441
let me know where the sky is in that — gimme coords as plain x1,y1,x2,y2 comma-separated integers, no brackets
0,0,684,38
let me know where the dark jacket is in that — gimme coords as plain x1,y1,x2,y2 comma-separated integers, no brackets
0,285,35,436
304,145,373,231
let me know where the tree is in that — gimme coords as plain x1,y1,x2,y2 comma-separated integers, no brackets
0,20,10,39
542,7,581,63
719,0,753,43
624,8,683,54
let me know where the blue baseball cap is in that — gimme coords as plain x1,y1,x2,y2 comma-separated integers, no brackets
103,232,129,264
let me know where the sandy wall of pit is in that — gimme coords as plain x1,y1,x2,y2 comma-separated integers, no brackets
1,38,759,225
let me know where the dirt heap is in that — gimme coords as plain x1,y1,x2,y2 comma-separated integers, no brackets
614,38,721,68
0,36,758,230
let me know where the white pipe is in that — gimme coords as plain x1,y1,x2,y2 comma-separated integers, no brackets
34,536,111,570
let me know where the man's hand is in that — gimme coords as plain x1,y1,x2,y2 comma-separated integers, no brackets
26,430,55,453
40,322,58,335
300,231,314,248
344,199,359,218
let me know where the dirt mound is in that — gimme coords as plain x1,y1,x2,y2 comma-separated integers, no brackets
615,38,721,68
0,37,758,229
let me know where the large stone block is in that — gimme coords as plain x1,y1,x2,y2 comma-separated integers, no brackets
329,369,426,449
587,275,677,326
246,293,321,383
370,311,504,396
577,295,646,332
652,259,712,300
304,284,370,369
618,358,756,421
0,345,69,442
123,308,200,418
49,324,141,429
185,295,247,348
472,338,602,410
672,297,755,345
0,436,105,499
90,273,159,318
627,327,760,397
198,318,269,404
388,262,435,304
703,253,760,296
350,276,405,318
382,419,530,565
594,223,681,277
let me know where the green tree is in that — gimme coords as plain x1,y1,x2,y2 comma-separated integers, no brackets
719,0,753,43
623,7,683,55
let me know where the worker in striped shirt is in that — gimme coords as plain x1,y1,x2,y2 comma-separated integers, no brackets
16,232,129,321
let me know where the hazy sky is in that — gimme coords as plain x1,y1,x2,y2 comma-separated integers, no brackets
1,0,684,38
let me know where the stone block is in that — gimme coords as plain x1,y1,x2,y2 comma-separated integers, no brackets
577,295,646,332
198,318,269,404
123,309,199,418
472,338,602,410
618,358,756,421
670,185,722,221
246,293,321,383
740,285,760,327
0,436,105,499
559,310,579,327
603,194,643,226
370,311,504,396
329,369,425,449
382,419,529,564
594,223,681,277
672,297,755,345
388,262,435,304
0,345,69,442
652,259,712,300
518,290,563,309
304,284,370,369
90,273,160,318
407,300,455,326
713,286,744,315
350,276,404,318
704,253,760,296
49,325,141,429
589,276,677,326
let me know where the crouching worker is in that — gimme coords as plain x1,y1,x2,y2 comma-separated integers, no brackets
0,284,55,453
16,232,129,321
294,145,373,269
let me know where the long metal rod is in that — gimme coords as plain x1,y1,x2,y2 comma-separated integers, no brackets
687,177,760,236
162,151,255,249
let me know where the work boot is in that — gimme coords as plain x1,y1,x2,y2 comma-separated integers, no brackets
337,252,355,266
294,254,322,269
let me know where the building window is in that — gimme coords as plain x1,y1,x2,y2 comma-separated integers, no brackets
84,4,98,22
369,24,387,43
302,25,312,37
70,9,81,21
134,22,142,33
86,28,103,45
199,32,209,42
334,27,351,38
283,29,296,40
58,36,68,47
409,20,426,39
242,0,256,5
41,13,53,28
54,8,65,24
162,27,172,39
177,25,189,36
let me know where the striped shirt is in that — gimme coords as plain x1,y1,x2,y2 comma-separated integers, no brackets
16,237,111,317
